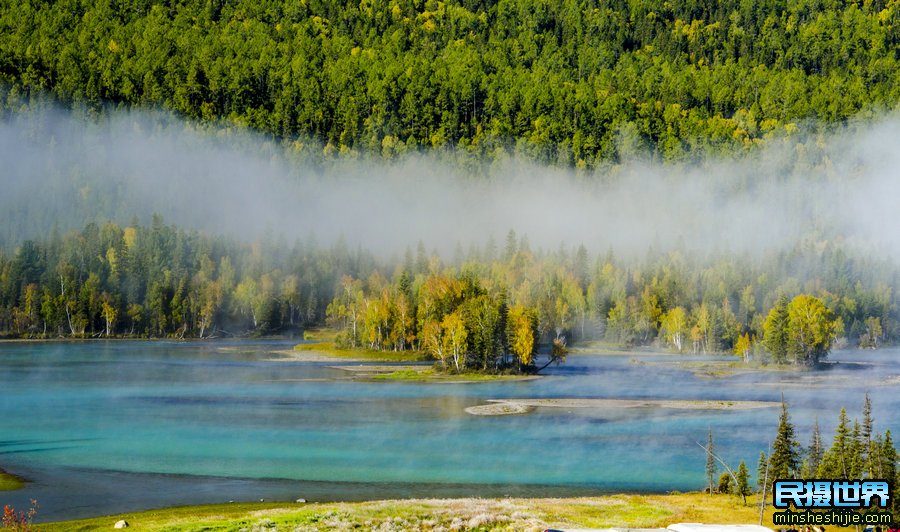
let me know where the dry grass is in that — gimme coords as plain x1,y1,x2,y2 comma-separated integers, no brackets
34,492,844,531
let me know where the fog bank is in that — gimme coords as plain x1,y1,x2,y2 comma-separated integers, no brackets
1,106,898,257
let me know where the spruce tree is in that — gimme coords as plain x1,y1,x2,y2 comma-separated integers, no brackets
769,401,800,480
849,420,864,479
736,461,751,501
882,431,896,482
882,431,898,517
862,393,873,446
802,418,823,479
818,408,851,478
706,429,716,495
862,393,875,476
762,294,790,364
757,451,769,491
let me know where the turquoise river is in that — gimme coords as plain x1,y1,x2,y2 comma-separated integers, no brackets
1,340,898,521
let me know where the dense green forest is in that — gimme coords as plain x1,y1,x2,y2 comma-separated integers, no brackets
0,220,892,368
2,0,900,165
2,0,899,366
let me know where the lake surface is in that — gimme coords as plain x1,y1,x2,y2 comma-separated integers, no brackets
1,340,898,521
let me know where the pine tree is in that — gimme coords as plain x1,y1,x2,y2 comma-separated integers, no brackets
870,433,886,479
706,429,716,496
736,460,751,501
802,418,823,479
818,408,852,478
769,401,800,480
762,294,790,364
881,431,896,482
881,431,898,517
849,420,865,479
862,393,876,477
862,393,873,446
757,451,769,491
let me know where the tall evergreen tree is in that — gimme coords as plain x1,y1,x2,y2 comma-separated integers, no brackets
849,420,865,479
879,431,898,517
818,408,852,479
706,429,716,496
862,393,876,476
769,401,800,480
757,451,769,492
735,461,751,502
802,418,823,479
762,295,790,364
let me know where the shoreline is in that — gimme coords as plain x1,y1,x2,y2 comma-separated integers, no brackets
329,364,544,383
33,492,784,531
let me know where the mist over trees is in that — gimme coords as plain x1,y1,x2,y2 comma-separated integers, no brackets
1,1,900,363
0,219,895,367
3,0,900,166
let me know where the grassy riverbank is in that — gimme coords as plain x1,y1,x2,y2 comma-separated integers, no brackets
366,367,541,383
293,341,427,363
35,492,792,531
0,468,24,491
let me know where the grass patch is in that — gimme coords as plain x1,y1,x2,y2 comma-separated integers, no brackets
301,328,338,342
293,341,427,362
368,368,427,380
0,468,25,491
568,339,639,355
36,492,835,531
369,368,537,382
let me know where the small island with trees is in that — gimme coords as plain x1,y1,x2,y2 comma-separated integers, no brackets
322,270,566,378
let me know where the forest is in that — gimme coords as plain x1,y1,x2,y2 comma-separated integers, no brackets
1,0,899,368
0,218,888,369
3,0,900,528
2,0,900,166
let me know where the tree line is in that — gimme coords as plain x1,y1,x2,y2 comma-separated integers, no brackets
707,395,898,519
1,221,894,366
759,395,899,517
2,0,900,166
0,216,365,338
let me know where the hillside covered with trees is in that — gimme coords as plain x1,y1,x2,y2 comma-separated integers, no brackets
1,0,898,368
2,0,900,165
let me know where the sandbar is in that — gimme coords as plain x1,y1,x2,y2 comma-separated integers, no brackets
466,398,780,416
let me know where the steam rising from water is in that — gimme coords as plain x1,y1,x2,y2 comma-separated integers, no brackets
2,105,899,256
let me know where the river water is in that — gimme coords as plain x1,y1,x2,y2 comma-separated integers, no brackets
1,340,897,520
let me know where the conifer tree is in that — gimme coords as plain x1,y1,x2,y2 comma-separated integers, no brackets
849,420,864,479
769,401,800,480
802,418,823,479
762,295,790,364
706,429,716,496
862,393,876,476
735,461,751,501
818,408,852,478
757,451,769,491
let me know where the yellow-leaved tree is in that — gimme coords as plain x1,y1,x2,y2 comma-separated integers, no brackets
785,294,839,366
660,306,688,352
441,311,467,372
508,304,537,367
